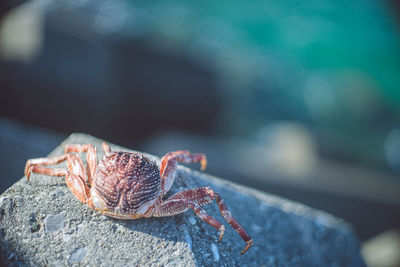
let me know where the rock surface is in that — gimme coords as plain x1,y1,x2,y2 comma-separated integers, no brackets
0,133,366,266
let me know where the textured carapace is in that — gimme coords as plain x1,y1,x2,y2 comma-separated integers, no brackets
25,142,253,255
94,152,161,214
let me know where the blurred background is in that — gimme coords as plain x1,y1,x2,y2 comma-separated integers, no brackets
1,0,400,265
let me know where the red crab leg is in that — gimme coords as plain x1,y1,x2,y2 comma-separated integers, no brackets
160,150,207,195
153,187,253,254
26,166,68,179
64,144,97,186
191,203,226,242
25,154,68,180
25,154,91,204
65,154,90,204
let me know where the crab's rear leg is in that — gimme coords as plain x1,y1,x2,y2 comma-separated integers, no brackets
25,154,91,205
153,187,253,254
160,150,207,196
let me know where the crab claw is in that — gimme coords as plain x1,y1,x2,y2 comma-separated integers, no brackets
240,239,253,255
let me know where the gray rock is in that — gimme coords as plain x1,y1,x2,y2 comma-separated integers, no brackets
0,133,366,266
69,247,88,263
44,212,66,234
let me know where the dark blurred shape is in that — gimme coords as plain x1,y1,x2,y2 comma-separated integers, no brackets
384,128,400,172
0,117,65,194
1,0,400,171
0,4,221,147
112,39,220,144
0,0,24,18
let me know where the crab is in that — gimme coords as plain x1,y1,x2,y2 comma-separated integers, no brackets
25,142,253,254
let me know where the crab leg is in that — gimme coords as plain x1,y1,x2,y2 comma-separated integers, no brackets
153,187,253,254
26,166,68,179
25,153,91,205
25,154,68,180
64,144,97,186
160,150,207,196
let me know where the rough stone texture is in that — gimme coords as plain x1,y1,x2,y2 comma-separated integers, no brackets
0,133,366,266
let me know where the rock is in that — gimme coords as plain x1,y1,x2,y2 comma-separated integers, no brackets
44,212,66,234
211,243,220,262
0,133,366,266
68,247,88,263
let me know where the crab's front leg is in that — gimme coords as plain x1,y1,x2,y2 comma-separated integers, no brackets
152,187,253,254
25,154,69,180
64,144,97,185
160,150,207,196
25,154,91,205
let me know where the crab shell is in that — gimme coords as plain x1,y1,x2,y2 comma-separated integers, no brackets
90,152,161,219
